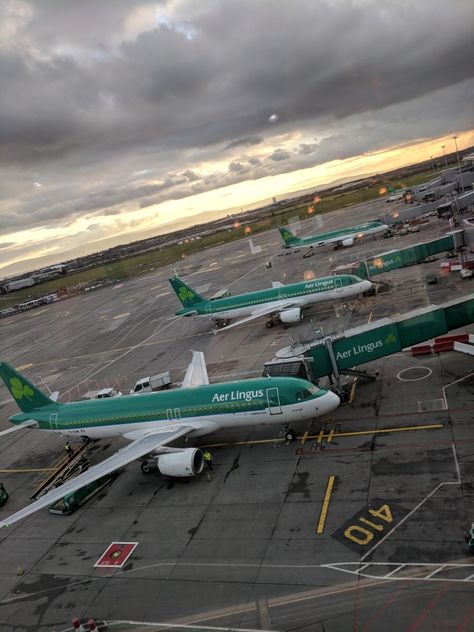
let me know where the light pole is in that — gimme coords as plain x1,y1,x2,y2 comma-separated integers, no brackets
441,145,447,169
430,156,435,175
452,135,464,194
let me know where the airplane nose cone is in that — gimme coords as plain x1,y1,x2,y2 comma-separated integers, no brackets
322,390,340,413
363,280,373,292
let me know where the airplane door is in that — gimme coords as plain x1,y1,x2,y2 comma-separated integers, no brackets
166,408,181,421
266,387,282,415
49,413,59,433
335,277,343,292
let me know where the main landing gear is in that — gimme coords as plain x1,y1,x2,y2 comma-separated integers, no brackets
283,423,296,442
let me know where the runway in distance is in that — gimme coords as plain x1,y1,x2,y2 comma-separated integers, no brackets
0,354,340,528
170,274,372,331
279,220,388,249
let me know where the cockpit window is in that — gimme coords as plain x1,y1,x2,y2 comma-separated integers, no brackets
307,384,321,395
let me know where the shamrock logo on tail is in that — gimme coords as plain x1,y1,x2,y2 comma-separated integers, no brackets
384,333,397,344
178,286,195,302
10,377,34,401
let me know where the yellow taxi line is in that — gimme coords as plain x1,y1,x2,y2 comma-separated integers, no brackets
316,475,336,534
205,423,443,447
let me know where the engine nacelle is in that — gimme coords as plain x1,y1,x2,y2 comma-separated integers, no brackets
158,448,204,477
342,238,354,247
279,308,302,323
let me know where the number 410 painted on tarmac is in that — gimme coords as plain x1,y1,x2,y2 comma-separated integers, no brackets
344,504,393,546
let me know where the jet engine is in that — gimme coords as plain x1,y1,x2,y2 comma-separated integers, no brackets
279,308,302,323
342,238,354,247
141,448,204,476
159,448,204,476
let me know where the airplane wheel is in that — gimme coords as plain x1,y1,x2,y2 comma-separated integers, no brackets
285,429,297,442
266,321,274,329
141,462,152,474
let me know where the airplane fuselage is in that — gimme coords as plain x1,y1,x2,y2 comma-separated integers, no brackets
281,222,388,248
176,275,372,321
10,377,340,440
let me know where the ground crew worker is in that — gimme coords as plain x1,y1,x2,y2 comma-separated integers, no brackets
64,442,73,458
203,450,213,471
465,523,474,550
0,482,8,505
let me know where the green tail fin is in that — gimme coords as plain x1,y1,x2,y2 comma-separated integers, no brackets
169,277,206,307
0,362,57,413
279,227,299,246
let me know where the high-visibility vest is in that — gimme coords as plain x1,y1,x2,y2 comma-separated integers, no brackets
203,451,212,461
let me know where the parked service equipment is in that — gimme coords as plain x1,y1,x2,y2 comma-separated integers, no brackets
131,371,172,394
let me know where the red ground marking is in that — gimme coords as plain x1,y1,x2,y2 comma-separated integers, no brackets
408,585,449,632
456,606,474,632
94,542,138,568
361,582,411,632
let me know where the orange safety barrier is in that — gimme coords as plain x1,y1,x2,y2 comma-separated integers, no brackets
434,334,469,344
433,340,454,353
411,345,432,356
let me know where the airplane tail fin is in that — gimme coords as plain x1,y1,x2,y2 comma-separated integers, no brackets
0,361,58,413
169,277,206,308
279,227,300,246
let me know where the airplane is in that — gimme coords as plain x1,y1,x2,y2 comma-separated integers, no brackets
279,220,389,250
169,274,372,331
0,354,340,528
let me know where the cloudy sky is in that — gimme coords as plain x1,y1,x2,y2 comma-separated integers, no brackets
1,0,473,276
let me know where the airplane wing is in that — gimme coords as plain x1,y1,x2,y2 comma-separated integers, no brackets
216,299,299,332
0,420,38,437
0,426,192,529
181,350,209,388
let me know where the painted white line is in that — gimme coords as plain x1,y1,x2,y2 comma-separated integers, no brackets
425,565,445,579
397,366,432,382
359,481,461,561
442,371,474,411
385,564,405,577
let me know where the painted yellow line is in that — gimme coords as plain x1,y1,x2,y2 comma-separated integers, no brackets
15,363,33,371
205,424,443,448
368,311,373,324
113,312,130,320
334,423,443,438
301,431,309,446
349,381,357,404
327,428,335,443
0,468,57,473
317,429,325,444
316,475,336,534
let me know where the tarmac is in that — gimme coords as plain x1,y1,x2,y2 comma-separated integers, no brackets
0,196,473,631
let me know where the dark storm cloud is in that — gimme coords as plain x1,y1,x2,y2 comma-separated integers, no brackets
1,0,473,244
270,149,291,162
225,136,263,150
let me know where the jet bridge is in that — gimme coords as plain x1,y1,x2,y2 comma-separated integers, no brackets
274,293,474,380
334,228,472,280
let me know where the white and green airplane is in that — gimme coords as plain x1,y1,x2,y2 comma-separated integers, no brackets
170,274,372,331
279,220,388,249
0,353,340,528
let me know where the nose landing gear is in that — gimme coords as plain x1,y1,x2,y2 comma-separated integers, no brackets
283,423,296,442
